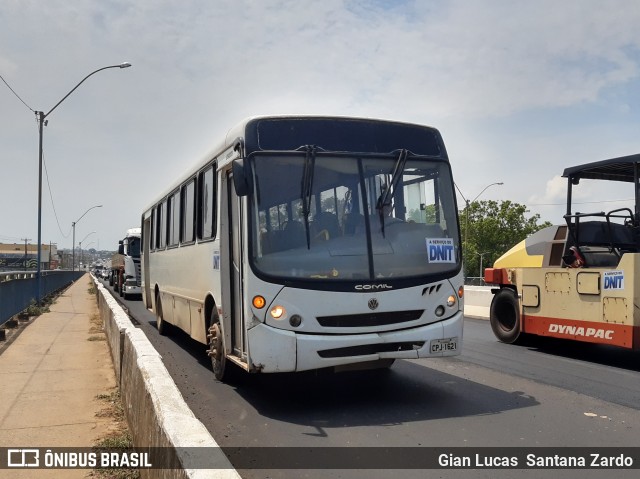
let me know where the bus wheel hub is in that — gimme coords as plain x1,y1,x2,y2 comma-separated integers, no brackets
208,323,222,359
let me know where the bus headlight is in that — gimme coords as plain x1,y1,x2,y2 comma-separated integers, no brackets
447,295,456,307
270,305,286,319
289,314,302,327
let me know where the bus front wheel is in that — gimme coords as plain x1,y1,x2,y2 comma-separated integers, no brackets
208,321,229,381
489,288,521,344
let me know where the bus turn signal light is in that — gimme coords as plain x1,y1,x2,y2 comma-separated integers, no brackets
252,295,266,309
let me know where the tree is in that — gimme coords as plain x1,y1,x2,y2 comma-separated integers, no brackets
461,200,552,280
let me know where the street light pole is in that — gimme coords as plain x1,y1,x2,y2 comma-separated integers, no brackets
72,206,102,271
455,182,504,279
79,231,95,272
477,252,488,284
74,231,95,271
465,181,504,251
35,62,131,303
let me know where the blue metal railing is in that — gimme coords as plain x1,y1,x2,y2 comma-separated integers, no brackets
0,270,84,326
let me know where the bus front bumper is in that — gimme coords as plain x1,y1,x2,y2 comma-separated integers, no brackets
247,311,463,373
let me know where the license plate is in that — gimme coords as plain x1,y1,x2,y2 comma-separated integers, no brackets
430,338,458,353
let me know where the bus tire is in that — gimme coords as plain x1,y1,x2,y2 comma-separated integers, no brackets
156,295,171,336
490,288,521,344
208,321,229,381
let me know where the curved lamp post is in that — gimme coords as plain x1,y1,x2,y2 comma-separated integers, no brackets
72,206,102,271
35,62,131,302
79,235,96,270
456,182,504,279
77,231,97,271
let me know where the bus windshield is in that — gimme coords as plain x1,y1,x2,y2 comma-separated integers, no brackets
249,152,460,283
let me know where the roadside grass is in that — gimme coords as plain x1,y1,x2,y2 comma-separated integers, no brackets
88,312,105,337
90,390,140,479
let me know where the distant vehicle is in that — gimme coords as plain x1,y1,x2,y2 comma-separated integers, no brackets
102,259,111,280
485,153,640,350
100,265,109,280
111,228,142,300
141,115,464,381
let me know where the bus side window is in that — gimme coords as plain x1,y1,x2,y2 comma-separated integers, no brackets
156,201,167,249
181,179,196,243
150,207,156,251
168,191,180,247
197,164,217,240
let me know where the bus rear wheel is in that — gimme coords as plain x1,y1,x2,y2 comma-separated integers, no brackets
156,295,171,336
489,288,521,344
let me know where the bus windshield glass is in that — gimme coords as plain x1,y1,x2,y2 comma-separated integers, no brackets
249,152,460,282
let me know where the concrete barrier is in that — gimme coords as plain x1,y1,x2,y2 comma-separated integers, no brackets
463,285,493,319
92,277,240,479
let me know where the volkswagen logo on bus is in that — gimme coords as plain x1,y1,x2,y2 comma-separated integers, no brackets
368,298,379,310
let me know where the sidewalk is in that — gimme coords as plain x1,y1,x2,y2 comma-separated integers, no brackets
0,274,117,477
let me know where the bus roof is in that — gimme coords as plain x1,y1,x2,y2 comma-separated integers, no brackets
562,153,640,183
142,115,444,213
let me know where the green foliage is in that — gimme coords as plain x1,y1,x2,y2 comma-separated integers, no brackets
24,299,49,317
460,200,552,279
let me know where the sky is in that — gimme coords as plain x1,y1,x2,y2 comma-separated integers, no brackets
1,0,640,253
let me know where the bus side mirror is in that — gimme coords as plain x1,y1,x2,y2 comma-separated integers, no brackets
118,241,124,255
232,159,251,197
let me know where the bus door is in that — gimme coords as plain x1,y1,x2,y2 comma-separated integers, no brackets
221,171,247,361
142,216,152,307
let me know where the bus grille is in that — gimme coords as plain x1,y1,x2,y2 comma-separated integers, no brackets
316,309,423,328
318,341,425,358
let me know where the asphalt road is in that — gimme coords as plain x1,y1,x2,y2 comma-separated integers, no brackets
105,281,640,479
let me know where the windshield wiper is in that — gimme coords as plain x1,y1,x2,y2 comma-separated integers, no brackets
300,145,317,249
376,149,408,237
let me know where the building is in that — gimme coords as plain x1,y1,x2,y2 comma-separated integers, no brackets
0,242,59,271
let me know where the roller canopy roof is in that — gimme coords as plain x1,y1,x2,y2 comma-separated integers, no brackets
562,153,640,183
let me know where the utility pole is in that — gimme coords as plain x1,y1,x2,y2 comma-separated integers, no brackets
21,238,31,271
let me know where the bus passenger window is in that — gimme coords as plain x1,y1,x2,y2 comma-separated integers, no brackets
168,191,180,246
198,165,216,240
158,200,167,249
181,179,196,243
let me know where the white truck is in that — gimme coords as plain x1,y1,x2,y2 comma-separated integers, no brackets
110,227,142,299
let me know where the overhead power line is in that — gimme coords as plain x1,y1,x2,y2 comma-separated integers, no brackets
0,72,35,112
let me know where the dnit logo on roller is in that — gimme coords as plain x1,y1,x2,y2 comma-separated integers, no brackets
603,271,624,290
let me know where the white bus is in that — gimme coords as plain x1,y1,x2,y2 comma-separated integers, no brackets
141,116,464,380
